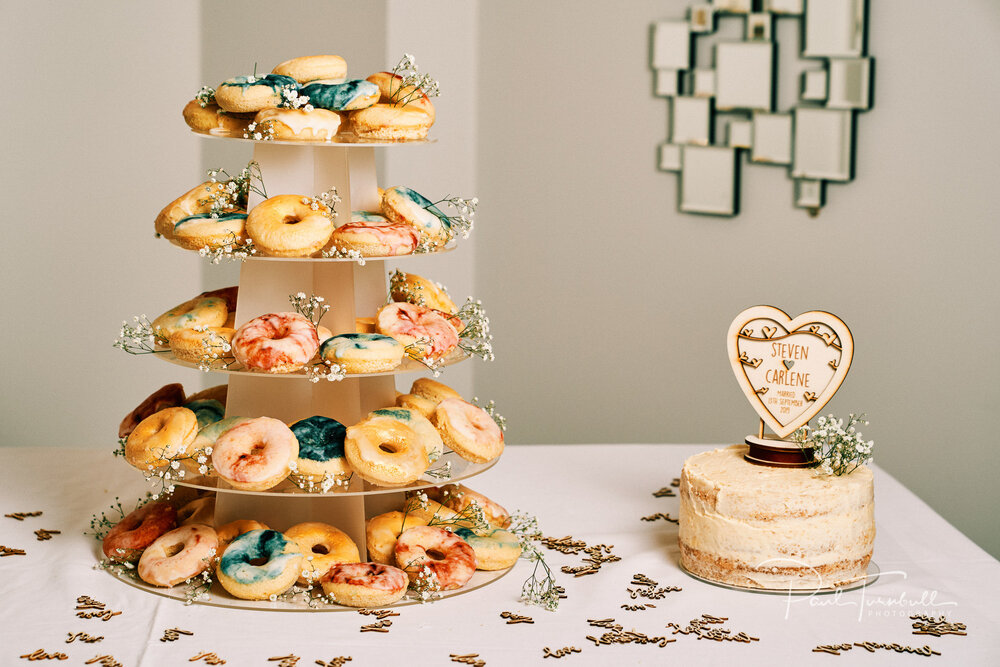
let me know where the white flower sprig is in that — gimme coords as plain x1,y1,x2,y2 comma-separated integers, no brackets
403,339,444,376
321,246,366,264
195,327,236,373
794,413,875,476
424,461,452,480
195,86,216,108
427,196,478,242
306,359,346,383
389,53,441,106
278,86,313,111
87,494,153,541
113,315,169,355
288,471,353,493
289,292,330,328
300,186,340,222
455,298,494,362
203,160,267,215
244,119,276,141
508,511,561,611
198,233,257,263
472,397,506,432
183,554,217,605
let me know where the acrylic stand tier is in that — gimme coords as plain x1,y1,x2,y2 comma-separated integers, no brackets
108,132,509,610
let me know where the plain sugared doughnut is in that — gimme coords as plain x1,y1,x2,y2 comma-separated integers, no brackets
273,55,347,85
290,415,351,481
376,302,459,360
285,522,360,585
433,398,504,464
381,186,450,247
232,312,319,373
395,393,437,419
344,417,427,487
151,295,228,339
217,529,303,600
119,383,185,439
394,525,476,591
453,527,521,571
138,524,219,588
410,378,462,405
321,562,409,607
125,407,199,470
369,407,444,463
183,99,255,135
390,271,457,314
432,484,511,528
102,501,177,563
169,327,235,363
365,511,430,565
350,103,433,141
319,333,405,374
254,108,342,141
301,80,379,111
212,417,299,491
215,74,298,114
246,194,334,257
366,71,436,120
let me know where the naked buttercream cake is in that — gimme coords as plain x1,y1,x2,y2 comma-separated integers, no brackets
678,444,874,590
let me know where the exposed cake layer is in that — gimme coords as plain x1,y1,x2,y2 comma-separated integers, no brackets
679,445,874,590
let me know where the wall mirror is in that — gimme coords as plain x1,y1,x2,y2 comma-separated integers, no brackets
650,0,874,216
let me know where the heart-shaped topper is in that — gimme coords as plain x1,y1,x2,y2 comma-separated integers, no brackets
727,305,853,439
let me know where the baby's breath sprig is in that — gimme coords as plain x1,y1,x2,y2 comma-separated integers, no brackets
183,554,217,605
793,413,875,476
508,511,560,611
113,438,127,459
195,86,216,108
427,196,478,242
387,269,426,306
409,564,443,603
94,556,142,582
87,494,152,541
278,86,313,111
197,233,257,263
389,53,442,106
203,160,266,215
288,471,353,493
315,187,341,218
306,360,347,383
113,315,169,355
403,340,444,376
471,397,507,432
427,499,491,533
455,298,494,362
195,327,236,373
424,461,453,480
244,119,276,141
289,292,330,328
321,246,366,264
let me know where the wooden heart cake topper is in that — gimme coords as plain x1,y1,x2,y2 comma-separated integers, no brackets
727,305,853,439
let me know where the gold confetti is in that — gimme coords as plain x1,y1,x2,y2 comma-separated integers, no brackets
84,657,123,667
449,654,485,666
652,487,676,497
66,632,103,644
189,652,227,664
1,545,27,557
671,478,680,487
161,628,195,642
34,529,61,541
314,659,352,667
18,649,68,661
542,646,581,658
499,611,534,624
640,513,678,524
910,614,968,637
268,656,300,666
5,511,43,521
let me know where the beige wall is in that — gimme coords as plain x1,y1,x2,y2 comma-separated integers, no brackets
474,0,1000,557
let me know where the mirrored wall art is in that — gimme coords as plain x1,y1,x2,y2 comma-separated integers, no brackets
650,0,874,215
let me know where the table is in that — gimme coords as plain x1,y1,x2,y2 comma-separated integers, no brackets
1,445,997,665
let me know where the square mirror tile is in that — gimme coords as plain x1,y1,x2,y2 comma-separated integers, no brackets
752,112,793,164
672,96,712,145
715,42,774,111
792,107,854,182
652,21,692,69
803,0,865,58
827,58,871,109
680,145,738,215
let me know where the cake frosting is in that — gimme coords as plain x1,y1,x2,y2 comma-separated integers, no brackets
678,444,874,590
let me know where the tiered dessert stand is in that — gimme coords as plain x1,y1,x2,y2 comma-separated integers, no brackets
106,128,511,610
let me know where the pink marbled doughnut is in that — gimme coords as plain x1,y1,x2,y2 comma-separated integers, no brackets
212,417,299,491
137,524,218,587
375,302,458,360
320,562,409,607
329,220,419,257
394,525,476,591
232,312,319,373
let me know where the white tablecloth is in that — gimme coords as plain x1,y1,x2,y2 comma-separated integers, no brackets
1,445,997,666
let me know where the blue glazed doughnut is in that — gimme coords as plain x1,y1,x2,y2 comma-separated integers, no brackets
216,529,303,600
182,415,251,477
300,80,379,111
319,333,405,374
351,210,388,223
290,415,351,481
215,74,298,114
381,186,451,247
454,527,521,571
183,399,226,429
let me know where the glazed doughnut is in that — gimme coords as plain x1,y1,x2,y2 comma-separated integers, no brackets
273,55,347,85
355,317,376,333
394,526,476,590
390,271,457,314
185,383,228,405
300,80,379,111
232,312,319,373
181,416,252,477
329,220,418,257
365,510,430,565
212,417,299,491
344,417,427,487
155,181,231,240
410,378,462,405
453,527,521,571
177,496,215,526
433,484,511,528
215,74,298,114
172,211,248,251
434,398,504,464
401,496,476,531
319,333,405,374
125,407,199,470
395,393,437,419
370,407,444,463
169,327,235,363
151,295,228,339
182,99,255,135
375,302,459,360
285,522,360,585
254,108,342,141
351,210,387,223
366,71,436,120
320,562,408,607
350,103,433,141
138,524,219,588
381,186,450,247
290,415,351,481
216,519,269,547
246,194,334,257
316,325,333,345
216,529,303,600
118,383,185,439
102,501,177,562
